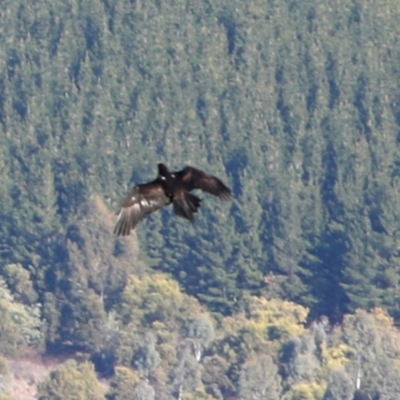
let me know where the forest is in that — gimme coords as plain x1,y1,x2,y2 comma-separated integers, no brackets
1,0,400,398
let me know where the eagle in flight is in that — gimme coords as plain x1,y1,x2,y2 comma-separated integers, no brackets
113,163,232,236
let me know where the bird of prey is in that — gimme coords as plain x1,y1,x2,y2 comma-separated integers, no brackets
113,163,232,236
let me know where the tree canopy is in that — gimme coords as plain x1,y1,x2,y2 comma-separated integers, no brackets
1,0,400,398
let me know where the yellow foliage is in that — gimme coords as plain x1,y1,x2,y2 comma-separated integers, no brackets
222,296,308,343
363,307,397,338
37,360,105,400
214,297,308,365
0,356,9,375
119,273,204,338
113,365,140,385
322,343,355,372
107,366,140,399
220,314,248,334
182,388,219,400
158,342,178,369
120,273,184,322
283,382,326,400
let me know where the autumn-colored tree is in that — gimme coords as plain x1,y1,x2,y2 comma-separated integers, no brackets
106,366,140,400
37,360,104,400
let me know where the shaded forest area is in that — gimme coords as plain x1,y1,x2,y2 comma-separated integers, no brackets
1,0,400,398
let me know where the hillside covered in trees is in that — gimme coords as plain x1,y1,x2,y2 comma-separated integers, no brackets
1,0,400,398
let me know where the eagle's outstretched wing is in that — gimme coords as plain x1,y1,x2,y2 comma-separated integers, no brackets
114,181,170,236
175,166,232,200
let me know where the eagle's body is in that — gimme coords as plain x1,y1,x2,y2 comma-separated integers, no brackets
113,163,232,236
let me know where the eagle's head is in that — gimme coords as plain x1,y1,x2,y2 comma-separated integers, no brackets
157,163,170,178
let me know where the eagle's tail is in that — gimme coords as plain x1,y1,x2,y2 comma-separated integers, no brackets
173,192,201,222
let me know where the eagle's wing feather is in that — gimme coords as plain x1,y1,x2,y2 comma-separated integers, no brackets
114,181,169,236
175,166,232,200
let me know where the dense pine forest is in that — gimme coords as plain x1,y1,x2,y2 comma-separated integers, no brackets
1,0,400,398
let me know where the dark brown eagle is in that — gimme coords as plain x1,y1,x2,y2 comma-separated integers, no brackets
113,163,232,236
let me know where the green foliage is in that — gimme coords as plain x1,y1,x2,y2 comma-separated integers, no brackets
323,369,353,400
2,263,38,305
238,355,282,400
0,300,22,356
132,332,161,377
0,278,43,356
40,196,144,352
131,381,155,400
1,0,400,398
37,359,105,400
201,355,235,395
65,196,145,308
338,308,400,398
170,345,204,396
1,0,400,324
184,315,215,361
